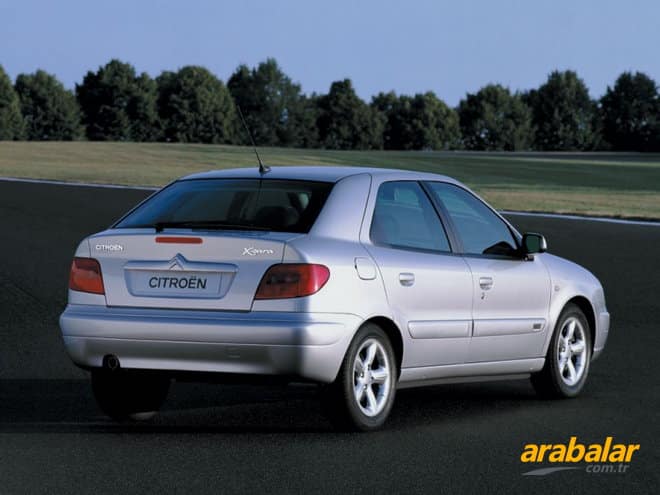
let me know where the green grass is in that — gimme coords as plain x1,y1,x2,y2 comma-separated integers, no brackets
1,141,659,219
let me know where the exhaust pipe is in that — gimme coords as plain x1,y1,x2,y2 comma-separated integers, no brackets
103,354,120,371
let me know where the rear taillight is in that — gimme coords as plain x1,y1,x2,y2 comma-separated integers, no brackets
254,264,330,300
69,257,105,295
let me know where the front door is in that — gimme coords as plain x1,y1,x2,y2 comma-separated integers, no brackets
462,256,551,362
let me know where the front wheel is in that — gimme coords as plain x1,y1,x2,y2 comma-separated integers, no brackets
322,323,397,431
91,369,170,421
531,303,592,398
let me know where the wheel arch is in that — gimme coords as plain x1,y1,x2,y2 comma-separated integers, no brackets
565,296,596,353
543,293,598,357
363,316,404,378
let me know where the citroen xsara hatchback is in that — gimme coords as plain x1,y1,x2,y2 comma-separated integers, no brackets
60,167,609,430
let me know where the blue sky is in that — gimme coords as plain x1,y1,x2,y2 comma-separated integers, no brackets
1,0,658,106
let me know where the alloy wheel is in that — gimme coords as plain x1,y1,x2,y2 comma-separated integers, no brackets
352,338,392,417
556,317,588,386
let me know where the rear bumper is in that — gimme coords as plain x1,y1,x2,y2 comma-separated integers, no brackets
59,304,361,383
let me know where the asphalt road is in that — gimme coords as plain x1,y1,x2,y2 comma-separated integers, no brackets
0,181,658,494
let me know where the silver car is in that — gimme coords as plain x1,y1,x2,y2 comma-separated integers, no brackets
60,166,610,430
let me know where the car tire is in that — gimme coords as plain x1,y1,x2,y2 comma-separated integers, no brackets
91,369,170,421
322,323,397,431
531,303,592,398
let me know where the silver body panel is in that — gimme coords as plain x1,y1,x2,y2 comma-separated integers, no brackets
60,304,359,382
60,166,610,386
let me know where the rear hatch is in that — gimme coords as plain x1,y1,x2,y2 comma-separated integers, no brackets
92,177,333,310
92,229,298,310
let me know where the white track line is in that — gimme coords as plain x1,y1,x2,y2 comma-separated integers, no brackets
0,176,157,191
502,210,660,227
2,176,659,227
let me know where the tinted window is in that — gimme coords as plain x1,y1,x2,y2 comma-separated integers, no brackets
426,182,518,256
370,181,450,252
115,179,333,233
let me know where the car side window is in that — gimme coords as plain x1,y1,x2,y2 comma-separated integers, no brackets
425,182,518,256
370,181,451,253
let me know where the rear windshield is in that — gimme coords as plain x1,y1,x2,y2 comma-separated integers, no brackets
115,179,334,234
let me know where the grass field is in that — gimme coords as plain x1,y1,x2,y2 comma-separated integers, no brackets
1,141,659,219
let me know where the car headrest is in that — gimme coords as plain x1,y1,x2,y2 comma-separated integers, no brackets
370,210,398,245
254,206,300,230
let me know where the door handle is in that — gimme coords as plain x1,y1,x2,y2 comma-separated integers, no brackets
479,276,493,290
399,272,415,287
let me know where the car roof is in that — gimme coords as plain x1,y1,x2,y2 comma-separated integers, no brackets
181,165,460,184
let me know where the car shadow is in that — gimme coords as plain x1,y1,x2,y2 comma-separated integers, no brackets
0,378,547,434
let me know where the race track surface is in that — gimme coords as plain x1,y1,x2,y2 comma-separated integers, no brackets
0,181,658,494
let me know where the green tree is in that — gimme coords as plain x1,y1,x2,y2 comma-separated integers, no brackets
76,59,159,141
600,72,659,151
525,70,597,150
0,65,25,140
129,73,160,141
281,93,320,148
157,66,235,144
316,79,383,150
372,91,460,150
457,84,533,151
370,91,398,149
228,58,314,147
15,70,82,140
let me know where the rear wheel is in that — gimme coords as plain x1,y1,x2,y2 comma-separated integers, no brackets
531,303,591,398
322,323,397,431
91,369,170,421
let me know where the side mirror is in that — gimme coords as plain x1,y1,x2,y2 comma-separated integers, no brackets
522,232,547,256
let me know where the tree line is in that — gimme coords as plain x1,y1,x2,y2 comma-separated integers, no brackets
0,58,658,151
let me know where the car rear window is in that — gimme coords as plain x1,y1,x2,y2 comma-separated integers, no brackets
114,179,334,233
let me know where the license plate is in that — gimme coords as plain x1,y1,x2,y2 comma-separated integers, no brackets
126,270,223,298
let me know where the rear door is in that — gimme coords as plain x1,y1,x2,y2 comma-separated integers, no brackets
95,178,332,311
424,182,551,363
363,181,473,367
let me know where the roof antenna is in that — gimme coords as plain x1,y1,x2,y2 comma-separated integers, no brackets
236,104,270,174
